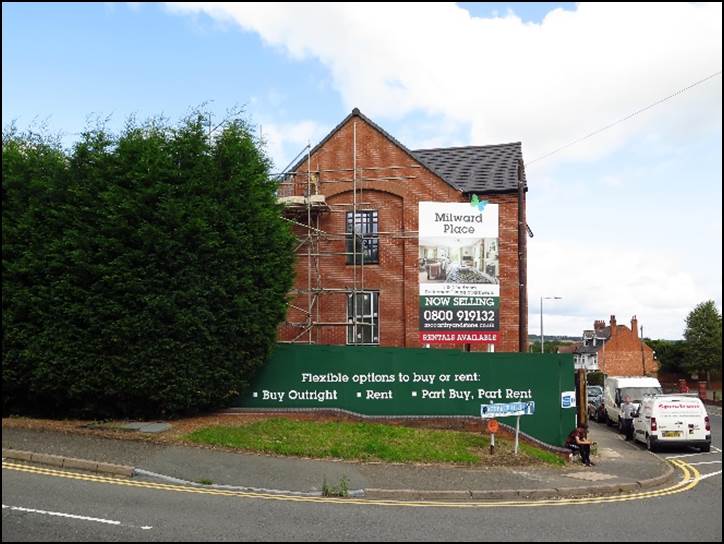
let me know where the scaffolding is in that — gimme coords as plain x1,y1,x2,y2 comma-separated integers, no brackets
275,122,419,344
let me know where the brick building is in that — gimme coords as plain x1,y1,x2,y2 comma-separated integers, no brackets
568,315,659,376
277,109,528,352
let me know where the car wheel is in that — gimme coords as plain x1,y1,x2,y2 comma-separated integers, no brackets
701,444,711,453
646,434,657,452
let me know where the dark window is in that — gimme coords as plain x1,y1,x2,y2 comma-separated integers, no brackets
346,211,379,264
347,291,379,345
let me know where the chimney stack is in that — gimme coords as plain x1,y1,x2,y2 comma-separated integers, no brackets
631,316,638,338
610,315,617,337
594,320,606,331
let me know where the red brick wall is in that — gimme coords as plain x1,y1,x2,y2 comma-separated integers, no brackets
278,114,524,352
599,326,659,376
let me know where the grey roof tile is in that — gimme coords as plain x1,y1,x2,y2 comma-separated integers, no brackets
412,143,525,194
289,109,525,195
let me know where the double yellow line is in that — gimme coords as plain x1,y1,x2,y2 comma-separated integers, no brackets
1,458,700,509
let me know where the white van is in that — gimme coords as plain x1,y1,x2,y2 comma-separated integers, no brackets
632,394,711,452
603,376,662,431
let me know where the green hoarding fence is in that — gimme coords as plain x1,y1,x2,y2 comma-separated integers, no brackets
234,344,576,447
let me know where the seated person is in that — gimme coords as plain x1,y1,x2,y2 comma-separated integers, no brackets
565,423,595,466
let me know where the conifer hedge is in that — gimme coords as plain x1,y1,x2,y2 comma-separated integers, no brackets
2,114,294,418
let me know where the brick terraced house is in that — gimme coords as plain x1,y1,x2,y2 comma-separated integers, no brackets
276,109,529,352
567,315,659,376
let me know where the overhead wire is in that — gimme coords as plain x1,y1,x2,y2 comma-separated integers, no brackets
525,70,722,167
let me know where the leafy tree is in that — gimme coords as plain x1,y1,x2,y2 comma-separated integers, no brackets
644,339,687,374
586,371,605,387
683,301,722,381
529,340,567,354
2,113,295,418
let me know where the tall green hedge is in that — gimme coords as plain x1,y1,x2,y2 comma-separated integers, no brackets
2,114,295,418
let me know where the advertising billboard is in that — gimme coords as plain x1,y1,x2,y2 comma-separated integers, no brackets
418,201,500,344
235,344,576,446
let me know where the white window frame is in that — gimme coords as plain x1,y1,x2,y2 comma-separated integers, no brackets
346,291,380,345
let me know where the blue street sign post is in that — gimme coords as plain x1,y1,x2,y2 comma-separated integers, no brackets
481,401,536,454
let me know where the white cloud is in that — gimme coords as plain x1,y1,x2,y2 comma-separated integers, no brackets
165,2,722,165
164,2,722,338
527,239,709,339
259,120,326,171
600,175,624,188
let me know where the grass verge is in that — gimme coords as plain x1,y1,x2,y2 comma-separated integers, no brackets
185,418,564,466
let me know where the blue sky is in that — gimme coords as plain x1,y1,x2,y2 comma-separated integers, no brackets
3,2,722,339
3,3,577,154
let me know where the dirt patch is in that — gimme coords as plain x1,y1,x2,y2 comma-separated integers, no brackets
3,413,271,445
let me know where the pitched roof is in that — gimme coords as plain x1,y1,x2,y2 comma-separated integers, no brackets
557,343,581,354
576,344,603,355
289,108,525,195
412,143,525,194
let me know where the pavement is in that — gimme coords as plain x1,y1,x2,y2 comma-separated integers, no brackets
2,420,674,501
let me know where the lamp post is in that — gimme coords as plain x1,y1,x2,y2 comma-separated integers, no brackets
540,296,562,354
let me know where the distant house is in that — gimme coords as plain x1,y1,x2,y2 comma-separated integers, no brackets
562,315,658,376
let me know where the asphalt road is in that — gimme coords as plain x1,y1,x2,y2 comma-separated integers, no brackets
3,414,721,542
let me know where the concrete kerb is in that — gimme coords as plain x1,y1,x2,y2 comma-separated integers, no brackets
2,448,134,478
2,445,676,502
133,468,366,498
365,485,623,502
637,460,675,489
0,449,365,498
364,458,675,502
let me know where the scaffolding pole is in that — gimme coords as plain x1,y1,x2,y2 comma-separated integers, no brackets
272,164,421,177
306,142,312,344
352,121,358,345
278,134,416,344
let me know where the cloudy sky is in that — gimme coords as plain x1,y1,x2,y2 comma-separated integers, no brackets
3,2,721,339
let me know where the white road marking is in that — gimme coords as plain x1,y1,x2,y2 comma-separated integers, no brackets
687,460,722,466
694,470,722,481
665,452,717,459
2,504,152,530
0,458,703,508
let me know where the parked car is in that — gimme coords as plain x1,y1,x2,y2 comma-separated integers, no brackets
586,385,604,422
588,395,605,422
587,385,603,400
603,376,662,431
632,394,711,452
